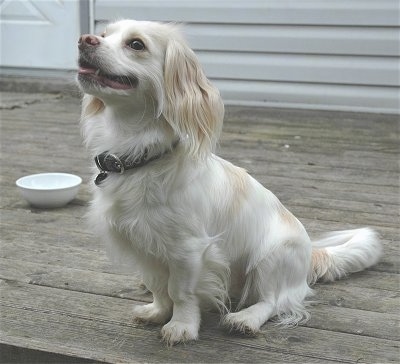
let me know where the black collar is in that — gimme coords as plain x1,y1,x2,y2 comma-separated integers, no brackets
94,141,179,186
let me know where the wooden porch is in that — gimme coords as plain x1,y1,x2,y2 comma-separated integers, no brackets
0,90,398,363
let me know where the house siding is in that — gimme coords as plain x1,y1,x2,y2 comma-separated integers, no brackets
95,0,400,113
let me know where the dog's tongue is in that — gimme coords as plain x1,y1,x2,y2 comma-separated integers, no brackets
78,67,133,90
101,77,133,90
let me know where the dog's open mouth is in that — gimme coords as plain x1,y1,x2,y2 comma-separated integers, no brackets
78,60,138,90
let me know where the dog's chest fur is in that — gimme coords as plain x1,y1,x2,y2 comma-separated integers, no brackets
91,163,199,258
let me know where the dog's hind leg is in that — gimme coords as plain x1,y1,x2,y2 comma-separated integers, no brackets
223,264,277,333
223,298,275,334
224,236,312,333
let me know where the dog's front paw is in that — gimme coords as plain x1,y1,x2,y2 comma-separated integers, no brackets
161,320,199,345
132,303,171,324
223,312,260,335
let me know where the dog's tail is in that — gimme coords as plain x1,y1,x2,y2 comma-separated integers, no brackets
307,228,382,285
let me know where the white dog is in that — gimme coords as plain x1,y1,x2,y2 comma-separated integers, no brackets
77,20,382,345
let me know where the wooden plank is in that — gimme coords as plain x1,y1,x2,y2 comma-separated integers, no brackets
3,119,397,164
2,119,397,184
221,124,399,150
281,195,397,218
0,92,62,109
250,160,399,187
3,190,398,238
3,95,397,130
0,258,148,302
2,111,397,150
286,205,398,228
3,142,398,190
4,259,400,343
2,196,398,248
257,325,400,363
300,304,399,341
1,255,398,317
327,270,399,292
262,176,399,202
222,120,398,145
5,183,397,216
312,284,400,314
287,207,398,230
2,95,398,141
5,164,400,200
0,280,340,364
0,206,93,237
3,279,400,363
2,228,397,290
223,104,399,125
0,239,114,274
4,171,400,215
3,122,397,154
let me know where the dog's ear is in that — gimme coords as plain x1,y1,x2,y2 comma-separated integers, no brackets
81,94,104,120
163,39,224,158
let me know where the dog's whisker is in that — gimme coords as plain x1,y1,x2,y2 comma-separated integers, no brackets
149,94,157,120
137,93,147,124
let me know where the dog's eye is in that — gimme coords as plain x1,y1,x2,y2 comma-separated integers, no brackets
100,33,106,38
128,39,145,51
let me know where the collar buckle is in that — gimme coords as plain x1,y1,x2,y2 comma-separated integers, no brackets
108,153,125,174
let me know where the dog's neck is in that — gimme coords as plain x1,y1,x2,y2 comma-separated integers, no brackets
85,98,177,162
102,96,157,130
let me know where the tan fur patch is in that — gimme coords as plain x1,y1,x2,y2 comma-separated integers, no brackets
312,249,330,268
82,95,104,119
223,163,248,215
280,208,299,227
309,248,331,284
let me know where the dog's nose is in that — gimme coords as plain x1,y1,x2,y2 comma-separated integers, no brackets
78,34,100,50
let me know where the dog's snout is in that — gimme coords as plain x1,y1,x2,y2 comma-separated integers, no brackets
78,34,100,50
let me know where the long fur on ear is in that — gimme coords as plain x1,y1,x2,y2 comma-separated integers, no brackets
163,39,224,158
80,94,105,151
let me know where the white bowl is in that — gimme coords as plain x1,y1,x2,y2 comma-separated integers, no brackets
16,173,82,208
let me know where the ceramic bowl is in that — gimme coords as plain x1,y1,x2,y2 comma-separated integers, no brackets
16,173,82,208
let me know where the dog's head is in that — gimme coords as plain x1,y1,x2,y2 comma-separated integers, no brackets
77,19,224,157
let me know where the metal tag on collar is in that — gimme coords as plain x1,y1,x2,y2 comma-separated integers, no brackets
95,171,108,186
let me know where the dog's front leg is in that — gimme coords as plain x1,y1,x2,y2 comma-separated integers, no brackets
161,252,202,345
132,256,173,324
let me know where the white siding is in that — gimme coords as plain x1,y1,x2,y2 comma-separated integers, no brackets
95,0,400,113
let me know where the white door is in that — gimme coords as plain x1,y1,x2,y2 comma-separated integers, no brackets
0,0,87,70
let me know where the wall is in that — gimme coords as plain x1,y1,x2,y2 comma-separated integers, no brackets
95,0,399,114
